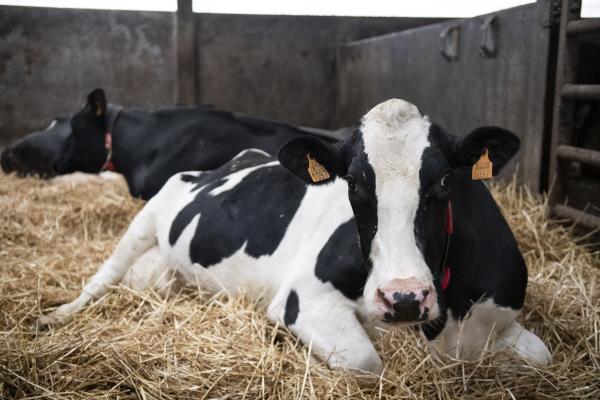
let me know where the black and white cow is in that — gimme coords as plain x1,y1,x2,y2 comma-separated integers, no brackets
3,88,346,199
38,99,551,372
1,117,70,178
53,89,347,199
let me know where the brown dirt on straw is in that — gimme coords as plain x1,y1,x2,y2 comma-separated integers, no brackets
0,172,599,399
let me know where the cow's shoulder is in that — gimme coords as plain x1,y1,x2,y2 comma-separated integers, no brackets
314,218,367,300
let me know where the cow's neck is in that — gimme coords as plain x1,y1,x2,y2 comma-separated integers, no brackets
443,175,521,309
100,103,124,173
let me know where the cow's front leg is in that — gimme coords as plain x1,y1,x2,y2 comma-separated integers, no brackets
122,246,180,297
494,320,552,365
425,299,551,365
268,288,383,374
37,208,157,329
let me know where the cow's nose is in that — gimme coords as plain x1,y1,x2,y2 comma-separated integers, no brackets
377,278,435,322
1,148,14,173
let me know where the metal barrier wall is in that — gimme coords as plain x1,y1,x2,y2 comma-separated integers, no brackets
335,1,556,190
193,13,445,129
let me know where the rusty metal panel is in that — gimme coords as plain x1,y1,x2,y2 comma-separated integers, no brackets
335,1,554,190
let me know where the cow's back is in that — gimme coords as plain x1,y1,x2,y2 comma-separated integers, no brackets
120,108,316,199
149,149,356,303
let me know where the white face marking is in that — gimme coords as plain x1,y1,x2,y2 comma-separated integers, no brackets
359,99,437,318
47,120,57,131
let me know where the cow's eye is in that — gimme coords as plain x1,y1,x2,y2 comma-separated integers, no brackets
346,176,358,193
440,173,452,188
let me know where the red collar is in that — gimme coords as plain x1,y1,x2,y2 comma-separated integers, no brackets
440,200,453,291
99,104,123,173
100,132,116,172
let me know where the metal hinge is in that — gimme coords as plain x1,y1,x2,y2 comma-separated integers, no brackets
440,25,460,61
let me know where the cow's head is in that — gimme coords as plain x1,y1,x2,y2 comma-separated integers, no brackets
1,117,71,178
53,88,108,174
278,99,519,325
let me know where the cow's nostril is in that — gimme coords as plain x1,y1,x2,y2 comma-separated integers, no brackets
392,291,417,304
377,288,392,308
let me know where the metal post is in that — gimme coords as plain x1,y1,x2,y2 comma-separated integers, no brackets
548,0,580,205
175,0,197,105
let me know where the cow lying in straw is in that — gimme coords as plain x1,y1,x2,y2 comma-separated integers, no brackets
38,99,552,373
2,88,344,199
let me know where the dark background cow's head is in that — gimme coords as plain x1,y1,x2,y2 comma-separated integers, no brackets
1,116,71,178
53,88,110,175
278,99,519,326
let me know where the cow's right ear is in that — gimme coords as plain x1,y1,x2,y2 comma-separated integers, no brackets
278,136,345,185
87,88,106,117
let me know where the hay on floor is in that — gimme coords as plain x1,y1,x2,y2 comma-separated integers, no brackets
0,172,598,399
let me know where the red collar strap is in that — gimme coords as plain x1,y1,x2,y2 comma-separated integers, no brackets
100,104,123,173
101,132,116,172
440,200,453,291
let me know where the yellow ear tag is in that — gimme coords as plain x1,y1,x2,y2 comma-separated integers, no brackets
96,103,102,116
306,153,331,183
472,148,493,180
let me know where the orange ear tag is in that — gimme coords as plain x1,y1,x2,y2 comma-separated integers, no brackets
472,148,493,180
306,153,331,183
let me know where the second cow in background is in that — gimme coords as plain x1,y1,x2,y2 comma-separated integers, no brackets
2,88,346,199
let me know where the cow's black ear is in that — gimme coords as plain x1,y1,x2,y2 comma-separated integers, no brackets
451,126,520,175
87,88,106,117
278,136,345,185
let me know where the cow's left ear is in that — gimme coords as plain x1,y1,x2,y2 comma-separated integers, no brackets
278,136,346,185
451,126,520,175
87,88,106,117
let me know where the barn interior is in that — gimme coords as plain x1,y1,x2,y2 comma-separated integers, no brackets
1,0,599,398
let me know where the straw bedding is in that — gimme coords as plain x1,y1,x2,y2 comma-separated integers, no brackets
0,172,598,399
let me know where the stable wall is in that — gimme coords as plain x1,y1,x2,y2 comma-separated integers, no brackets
195,14,446,128
0,6,176,146
0,5,444,146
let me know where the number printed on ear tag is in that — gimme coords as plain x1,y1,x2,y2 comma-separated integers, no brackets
307,153,331,183
472,148,493,180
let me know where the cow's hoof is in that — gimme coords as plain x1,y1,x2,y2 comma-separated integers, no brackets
328,354,384,376
32,318,51,333
34,313,64,332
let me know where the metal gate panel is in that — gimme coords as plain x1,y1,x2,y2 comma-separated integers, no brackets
335,1,554,190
